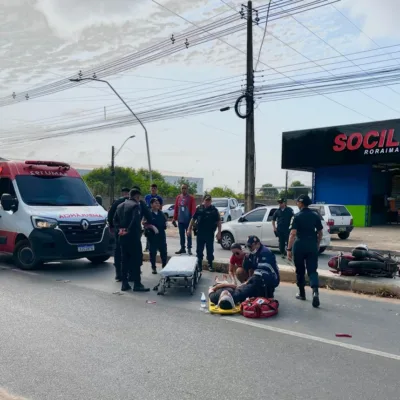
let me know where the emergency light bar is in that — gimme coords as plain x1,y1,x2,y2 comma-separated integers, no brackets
25,160,70,169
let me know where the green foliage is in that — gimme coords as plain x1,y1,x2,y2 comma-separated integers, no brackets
208,186,237,198
278,180,310,199
83,167,197,199
258,183,279,199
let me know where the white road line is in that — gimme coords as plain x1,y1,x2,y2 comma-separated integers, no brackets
222,317,400,361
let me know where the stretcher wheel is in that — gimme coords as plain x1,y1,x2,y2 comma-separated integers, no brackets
190,278,195,295
157,281,166,295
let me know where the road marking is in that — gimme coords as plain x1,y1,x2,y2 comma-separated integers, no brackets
222,317,400,361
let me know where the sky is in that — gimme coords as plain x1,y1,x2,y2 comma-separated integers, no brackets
1,0,400,192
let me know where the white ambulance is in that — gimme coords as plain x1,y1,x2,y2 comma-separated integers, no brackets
0,160,115,270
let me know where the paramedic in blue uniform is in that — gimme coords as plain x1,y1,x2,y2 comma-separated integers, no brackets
187,194,221,272
287,194,323,308
144,184,164,252
107,187,130,282
209,235,280,306
114,188,150,292
146,198,167,274
272,198,294,258
245,235,280,298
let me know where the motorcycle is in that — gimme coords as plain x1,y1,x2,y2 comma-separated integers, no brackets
328,244,399,278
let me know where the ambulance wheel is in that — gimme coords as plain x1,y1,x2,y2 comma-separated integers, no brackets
319,247,327,254
14,239,41,270
87,255,110,264
338,232,350,240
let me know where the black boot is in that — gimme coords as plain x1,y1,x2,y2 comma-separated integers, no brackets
312,288,320,308
121,282,132,291
296,286,306,301
208,263,214,273
151,267,157,274
133,283,150,292
188,249,193,256
175,248,186,255
197,261,203,272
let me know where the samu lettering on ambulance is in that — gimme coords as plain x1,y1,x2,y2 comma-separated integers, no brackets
59,214,103,219
333,129,400,155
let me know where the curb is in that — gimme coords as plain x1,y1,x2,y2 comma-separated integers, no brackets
142,253,400,298
329,245,400,257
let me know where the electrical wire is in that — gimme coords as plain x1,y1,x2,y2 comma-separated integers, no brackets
0,0,333,106
4,63,400,148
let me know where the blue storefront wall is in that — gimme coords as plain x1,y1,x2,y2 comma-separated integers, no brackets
314,165,372,227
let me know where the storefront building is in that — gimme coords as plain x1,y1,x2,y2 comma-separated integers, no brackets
282,118,400,227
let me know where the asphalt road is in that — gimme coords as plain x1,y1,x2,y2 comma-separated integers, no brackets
148,236,334,270
0,259,399,400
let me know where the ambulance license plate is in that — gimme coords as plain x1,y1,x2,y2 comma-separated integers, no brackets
339,228,346,232
78,245,95,252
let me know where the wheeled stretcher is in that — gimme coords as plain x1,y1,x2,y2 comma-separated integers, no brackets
156,255,201,295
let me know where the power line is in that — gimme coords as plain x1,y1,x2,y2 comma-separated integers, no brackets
0,0,332,106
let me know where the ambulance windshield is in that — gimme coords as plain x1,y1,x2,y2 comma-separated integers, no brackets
15,175,97,207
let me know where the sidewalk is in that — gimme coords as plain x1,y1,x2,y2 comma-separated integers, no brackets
143,253,400,298
329,226,400,255
165,224,400,255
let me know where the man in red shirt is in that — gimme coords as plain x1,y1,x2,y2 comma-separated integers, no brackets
172,184,197,255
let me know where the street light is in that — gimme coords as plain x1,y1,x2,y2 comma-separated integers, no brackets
69,77,153,184
115,135,135,158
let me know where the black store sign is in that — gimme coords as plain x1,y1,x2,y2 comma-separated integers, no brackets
281,118,400,170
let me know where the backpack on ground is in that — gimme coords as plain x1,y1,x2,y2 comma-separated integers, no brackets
240,297,279,319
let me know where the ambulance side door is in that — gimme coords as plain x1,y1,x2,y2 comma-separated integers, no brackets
0,177,18,254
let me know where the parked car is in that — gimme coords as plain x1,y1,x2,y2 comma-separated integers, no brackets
218,205,331,254
238,202,267,214
309,204,353,240
162,204,174,219
212,197,242,222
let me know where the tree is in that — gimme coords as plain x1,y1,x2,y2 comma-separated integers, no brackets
278,180,310,199
208,186,237,198
258,183,279,199
83,167,197,200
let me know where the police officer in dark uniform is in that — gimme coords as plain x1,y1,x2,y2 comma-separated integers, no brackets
272,198,294,259
114,188,150,292
287,194,323,308
187,194,221,272
146,198,168,274
107,187,130,282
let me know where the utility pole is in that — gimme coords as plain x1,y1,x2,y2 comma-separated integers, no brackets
285,171,289,199
110,145,115,203
244,0,255,214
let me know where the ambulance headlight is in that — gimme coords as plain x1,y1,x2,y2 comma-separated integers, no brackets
31,216,58,229
219,211,225,216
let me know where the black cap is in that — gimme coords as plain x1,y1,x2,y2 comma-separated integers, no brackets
121,187,130,193
130,188,141,197
203,194,212,201
297,194,312,206
277,198,286,204
246,235,260,246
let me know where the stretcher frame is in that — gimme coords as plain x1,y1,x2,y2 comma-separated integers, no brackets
156,255,202,296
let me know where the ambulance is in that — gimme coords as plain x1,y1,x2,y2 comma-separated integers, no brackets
0,160,115,269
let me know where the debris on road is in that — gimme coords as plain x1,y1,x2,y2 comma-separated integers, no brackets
335,333,352,338
146,300,157,304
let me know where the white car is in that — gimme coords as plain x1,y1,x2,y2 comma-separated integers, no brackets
218,205,331,254
309,204,353,240
238,202,267,214
212,197,242,222
162,204,174,219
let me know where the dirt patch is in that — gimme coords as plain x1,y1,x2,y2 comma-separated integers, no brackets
0,389,28,400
